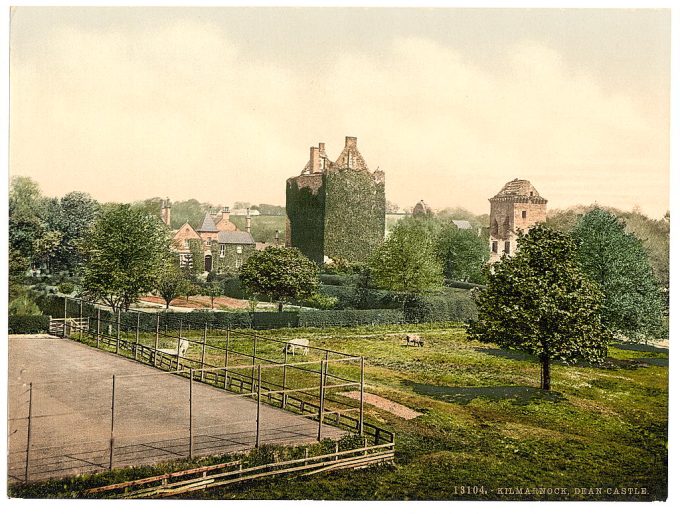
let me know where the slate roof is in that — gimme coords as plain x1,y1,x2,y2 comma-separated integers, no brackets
198,212,219,232
217,231,255,245
451,220,473,230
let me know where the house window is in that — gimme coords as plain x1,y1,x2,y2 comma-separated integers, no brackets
504,241,511,254
521,210,527,219
491,241,498,253
220,244,226,257
236,257,243,268
236,245,243,254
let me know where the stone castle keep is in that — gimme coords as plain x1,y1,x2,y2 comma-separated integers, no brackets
488,178,547,262
286,136,386,264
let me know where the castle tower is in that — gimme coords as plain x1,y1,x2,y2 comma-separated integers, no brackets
488,178,547,263
286,137,386,264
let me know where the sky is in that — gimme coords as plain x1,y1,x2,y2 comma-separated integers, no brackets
8,6,671,217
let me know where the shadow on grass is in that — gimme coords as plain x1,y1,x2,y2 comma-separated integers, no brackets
405,381,565,406
612,343,669,355
475,347,535,362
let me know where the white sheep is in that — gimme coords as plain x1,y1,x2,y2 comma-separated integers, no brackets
283,338,310,356
405,334,424,347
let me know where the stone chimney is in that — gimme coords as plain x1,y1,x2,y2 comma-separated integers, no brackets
221,205,230,220
161,198,171,226
310,146,320,174
246,208,252,233
345,136,357,148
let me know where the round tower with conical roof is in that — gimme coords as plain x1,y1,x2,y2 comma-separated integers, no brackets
488,178,547,262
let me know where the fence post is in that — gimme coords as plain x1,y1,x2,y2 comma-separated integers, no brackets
96,308,101,348
109,375,116,470
79,299,83,333
224,332,230,390
250,333,257,393
201,323,207,381
115,310,121,354
176,335,182,372
135,312,140,360
256,364,261,448
63,296,68,338
25,382,33,483
359,357,365,436
179,319,183,340
154,314,160,366
189,369,194,459
282,349,288,408
318,360,326,441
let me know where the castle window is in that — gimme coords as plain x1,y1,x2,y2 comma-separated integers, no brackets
491,241,498,253
504,241,511,254
220,244,226,257
529,191,534,197
522,210,527,219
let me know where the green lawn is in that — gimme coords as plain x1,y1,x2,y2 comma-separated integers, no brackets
16,323,668,500
186,324,668,500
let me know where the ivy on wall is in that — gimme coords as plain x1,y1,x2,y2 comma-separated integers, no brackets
323,168,385,263
286,168,385,264
188,239,205,274
210,242,256,276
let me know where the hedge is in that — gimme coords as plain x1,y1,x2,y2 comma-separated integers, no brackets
404,289,478,323
319,274,358,286
8,315,51,334
299,309,404,327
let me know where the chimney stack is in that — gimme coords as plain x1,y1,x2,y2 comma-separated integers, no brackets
161,198,171,226
345,136,357,148
246,208,252,233
310,146,320,173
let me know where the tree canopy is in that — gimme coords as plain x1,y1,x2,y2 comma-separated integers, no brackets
467,225,610,391
81,204,173,311
239,247,319,311
436,224,489,284
571,208,666,341
370,219,443,294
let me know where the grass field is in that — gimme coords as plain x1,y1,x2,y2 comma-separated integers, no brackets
183,323,668,500
14,323,668,500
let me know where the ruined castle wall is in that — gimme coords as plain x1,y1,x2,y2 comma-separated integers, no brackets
285,174,326,264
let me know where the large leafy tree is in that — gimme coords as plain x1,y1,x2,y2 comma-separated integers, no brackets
239,247,319,311
56,191,100,270
467,225,609,391
81,204,172,311
9,176,46,267
436,225,489,284
155,258,189,309
369,220,443,294
572,208,665,341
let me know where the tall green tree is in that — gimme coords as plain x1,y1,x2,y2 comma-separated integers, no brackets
56,191,100,270
436,225,489,284
239,247,319,311
572,208,665,341
467,225,609,391
369,220,443,294
81,204,172,311
9,176,46,267
155,258,189,309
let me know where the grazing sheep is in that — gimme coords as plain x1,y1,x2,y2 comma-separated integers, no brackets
405,334,424,347
283,338,310,356
159,337,190,357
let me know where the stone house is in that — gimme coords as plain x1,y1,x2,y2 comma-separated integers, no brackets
488,179,547,262
161,199,255,273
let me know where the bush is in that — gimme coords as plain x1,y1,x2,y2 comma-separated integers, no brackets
301,293,339,310
299,309,404,327
9,315,50,334
221,277,248,299
58,282,76,295
9,295,42,316
318,273,358,286
403,289,478,323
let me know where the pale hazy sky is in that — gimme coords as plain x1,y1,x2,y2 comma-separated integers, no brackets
9,7,671,217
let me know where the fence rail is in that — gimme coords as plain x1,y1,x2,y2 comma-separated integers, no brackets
11,298,394,485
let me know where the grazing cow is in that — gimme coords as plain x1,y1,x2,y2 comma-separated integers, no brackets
283,338,310,356
405,334,424,347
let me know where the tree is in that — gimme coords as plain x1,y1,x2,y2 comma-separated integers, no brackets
369,220,443,295
467,225,609,391
436,225,489,284
155,259,189,309
204,281,222,309
9,176,46,267
239,247,319,311
57,191,100,270
572,208,666,341
81,204,172,312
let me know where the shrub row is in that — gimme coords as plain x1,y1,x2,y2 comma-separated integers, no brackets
403,290,478,323
298,309,405,327
8,315,51,334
